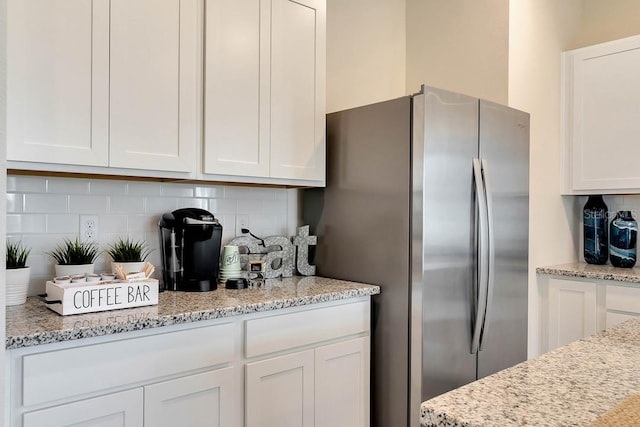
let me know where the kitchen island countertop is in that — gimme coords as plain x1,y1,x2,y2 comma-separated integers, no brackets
537,262,640,284
421,317,640,426
6,276,380,350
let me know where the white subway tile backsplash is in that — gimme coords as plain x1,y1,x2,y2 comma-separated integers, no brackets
162,184,194,197
251,188,278,200
90,180,128,195
29,275,49,296
27,254,49,276
100,215,129,233
145,197,178,213
22,234,60,252
69,195,108,213
126,232,147,245
194,186,224,198
224,186,253,199
24,194,67,213
128,215,159,232
128,181,162,196
6,194,24,213
7,174,295,296
177,198,209,210
110,196,146,214
209,198,237,214
275,190,289,201
237,199,263,214
7,175,46,193
7,214,47,234
219,215,238,243
47,178,90,194
250,215,285,237
46,214,80,233
262,199,288,215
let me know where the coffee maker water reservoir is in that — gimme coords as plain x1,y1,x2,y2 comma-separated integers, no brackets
159,208,223,291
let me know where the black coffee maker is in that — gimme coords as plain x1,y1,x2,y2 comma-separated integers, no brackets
159,208,223,291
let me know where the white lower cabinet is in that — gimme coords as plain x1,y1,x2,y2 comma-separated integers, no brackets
245,337,370,427
541,275,640,353
22,368,236,427
243,299,370,427
7,298,371,427
23,389,143,427
246,350,315,427
144,367,239,427
315,337,370,427
544,278,598,352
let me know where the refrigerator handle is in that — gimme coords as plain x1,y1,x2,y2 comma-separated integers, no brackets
471,159,489,355
479,159,496,351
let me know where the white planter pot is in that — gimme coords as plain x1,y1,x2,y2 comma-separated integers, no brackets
54,264,95,277
6,267,31,306
111,261,146,275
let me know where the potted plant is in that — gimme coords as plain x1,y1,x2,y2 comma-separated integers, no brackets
47,238,99,277
107,237,152,274
6,241,31,306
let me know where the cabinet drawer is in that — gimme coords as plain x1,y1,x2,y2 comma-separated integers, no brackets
606,311,639,329
23,323,235,407
23,388,143,427
606,285,640,313
245,301,369,358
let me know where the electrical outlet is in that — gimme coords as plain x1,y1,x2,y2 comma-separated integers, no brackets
236,215,249,237
80,215,99,243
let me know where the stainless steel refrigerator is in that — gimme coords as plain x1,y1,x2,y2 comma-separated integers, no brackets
303,86,529,427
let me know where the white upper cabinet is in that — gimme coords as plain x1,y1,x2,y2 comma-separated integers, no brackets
563,35,640,194
203,0,269,177
7,0,198,175
109,0,199,172
7,0,326,185
270,0,326,182
6,0,109,166
203,0,326,185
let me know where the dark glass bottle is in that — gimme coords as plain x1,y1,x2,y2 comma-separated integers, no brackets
609,210,637,268
583,195,608,264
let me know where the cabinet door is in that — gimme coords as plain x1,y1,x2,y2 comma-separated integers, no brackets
315,337,370,427
145,367,239,427
6,0,109,166
203,0,269,177
23,389,142,427
245,349,314,427
546,278,597,351
269,0,326,182
109,0,198,172
564,36,640,192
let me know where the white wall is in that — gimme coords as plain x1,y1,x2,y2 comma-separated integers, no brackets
326,0,406,112
508,0,584,358
406,0,509,104
6,175,296,296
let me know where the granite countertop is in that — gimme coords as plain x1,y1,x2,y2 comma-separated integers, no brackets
6,276,380,350
421,318,640,426
536,262,640,284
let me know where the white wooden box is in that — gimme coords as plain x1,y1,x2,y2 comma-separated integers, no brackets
43,279,159,315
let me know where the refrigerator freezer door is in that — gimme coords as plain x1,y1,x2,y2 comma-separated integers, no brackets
417,87,479,403
477,100,529,378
